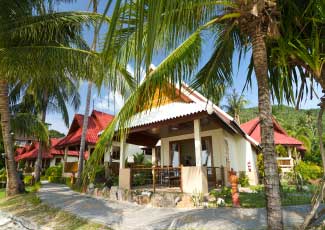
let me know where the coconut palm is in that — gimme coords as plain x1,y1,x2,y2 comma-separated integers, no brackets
87,1,288,228
76,0,98,187
11,75,81,182
0,0,111,196
222,89,248,124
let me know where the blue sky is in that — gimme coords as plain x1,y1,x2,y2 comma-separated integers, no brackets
46,1,323,134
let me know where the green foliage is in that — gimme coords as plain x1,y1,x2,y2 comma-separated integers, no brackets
275,145,288,157
0,169,6,182
45,164,63,179
94,165,106,183
24,175,34,185
18,160,26,169
210,187,232,200
256,153,265,181
241,105,323,165
295,161,323,181
134,153,145,165
49,130,65,138
238,172,250,187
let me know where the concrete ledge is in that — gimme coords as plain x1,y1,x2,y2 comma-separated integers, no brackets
181,166,208,194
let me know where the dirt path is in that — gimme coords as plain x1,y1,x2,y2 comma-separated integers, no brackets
38,182,315,230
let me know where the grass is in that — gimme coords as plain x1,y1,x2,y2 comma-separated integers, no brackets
209,184,314,208
0,188,5,199
0,184,111,230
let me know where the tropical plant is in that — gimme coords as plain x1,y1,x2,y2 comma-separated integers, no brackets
222,89,248,123
87,1,288,227
0,0,107,196
76,0,98,187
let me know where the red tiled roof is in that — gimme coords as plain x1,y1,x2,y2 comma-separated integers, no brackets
55,110,114,147
241,117,305,147
15,138,80,161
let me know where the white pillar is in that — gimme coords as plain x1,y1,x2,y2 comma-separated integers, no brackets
120,137,126,169
152,148,156,165
194,119,202,166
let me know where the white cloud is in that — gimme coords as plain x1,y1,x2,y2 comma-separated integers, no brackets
94,92,124,115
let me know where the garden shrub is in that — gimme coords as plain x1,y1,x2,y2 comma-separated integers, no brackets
210,186,232,200
94,165,106,183
239,172,250,187
24,175,34,185
295,161,322,181
18,160,25,169
0,169,6,182
45,164,63,179
48,176,65,183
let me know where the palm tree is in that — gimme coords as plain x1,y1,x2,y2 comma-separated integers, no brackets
88,1,288,228
0,0,107,196
11,75,80,182
76,0,98,187
222,89,248,124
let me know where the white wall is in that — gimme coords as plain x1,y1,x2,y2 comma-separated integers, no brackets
160,128,259,185
104,141,142,163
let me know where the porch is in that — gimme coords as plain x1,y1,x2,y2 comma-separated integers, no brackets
128,166,225,192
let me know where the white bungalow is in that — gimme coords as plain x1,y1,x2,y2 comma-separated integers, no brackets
115,83,259,194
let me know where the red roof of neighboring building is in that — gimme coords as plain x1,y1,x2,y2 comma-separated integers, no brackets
55,110,114,147
15,138,81,161
240,117,305,148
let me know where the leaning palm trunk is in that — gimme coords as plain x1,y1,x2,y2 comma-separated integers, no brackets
76,0,98,187
34,96,48,182
76,81,92,186
300,92,325,229
0,80,19,196
251,25,283,229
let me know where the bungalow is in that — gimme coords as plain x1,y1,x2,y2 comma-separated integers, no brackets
115,83,260,194
241,117,306,173
15,138,76,173
55,110,141,175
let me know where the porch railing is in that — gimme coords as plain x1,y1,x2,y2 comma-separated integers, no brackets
130,167,181,191
206,166,225,187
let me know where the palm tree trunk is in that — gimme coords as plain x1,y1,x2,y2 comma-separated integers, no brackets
34,92,48,182
76,0,98,187
76,81,92,186
251,26,283,229
0,80,19,196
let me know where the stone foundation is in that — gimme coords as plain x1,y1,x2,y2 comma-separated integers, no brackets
85,185,196,208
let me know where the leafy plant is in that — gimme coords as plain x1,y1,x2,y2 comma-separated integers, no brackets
238,172,250,187
0,169,6,182
295,161,323,181
45,164,63,179
24,175,34,185
210,187,232,200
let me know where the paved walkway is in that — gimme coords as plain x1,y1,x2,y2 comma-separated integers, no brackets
38,183,312,230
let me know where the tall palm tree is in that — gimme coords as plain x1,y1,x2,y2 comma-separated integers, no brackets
0,0,107,196
76,0,98,187
11,75,80,182
88,1,287,228
222,89,248,124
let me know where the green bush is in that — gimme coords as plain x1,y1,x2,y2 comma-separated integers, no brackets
210,186,232,200
239,172,250,187
94,165,106,183
45,164,63,179
18,160,25,169
24,175,34,185
0,169,6,182
295,161,323,181
48,176,64,183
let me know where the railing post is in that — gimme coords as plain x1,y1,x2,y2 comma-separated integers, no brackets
152,166,156,193
180,165,183,193
221,165,225,186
